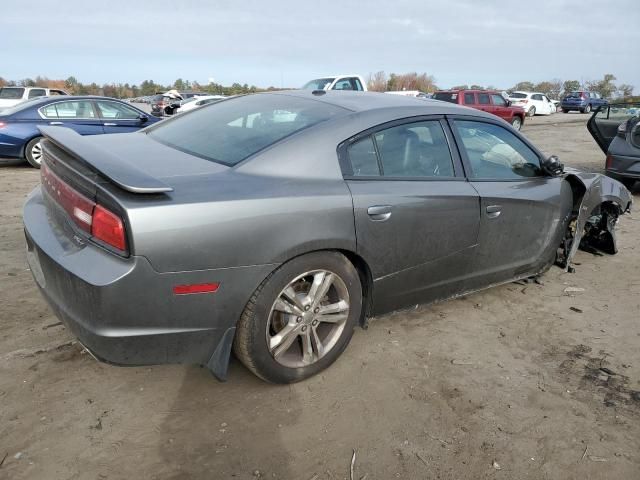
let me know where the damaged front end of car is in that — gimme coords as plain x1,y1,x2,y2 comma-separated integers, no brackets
556,168,633,271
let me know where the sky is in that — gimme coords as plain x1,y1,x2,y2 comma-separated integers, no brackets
2,0,639,91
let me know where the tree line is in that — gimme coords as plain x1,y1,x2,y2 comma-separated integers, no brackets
367,71,636,100
0,76,279,98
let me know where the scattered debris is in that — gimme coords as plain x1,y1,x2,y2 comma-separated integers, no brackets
451,359,474,365
564,287,585,295
350,450,356,480
308,475,319,480
587,456,607,462
599,367,617,376
581,444,588,461
416,452,429,467
0,452,7,468
569,307,583,313
492,460,501,470
252,469,262,477
42,321,63,330
14,452,23,460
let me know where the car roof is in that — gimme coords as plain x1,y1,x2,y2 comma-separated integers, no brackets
270,89,486,116
26,95,126,105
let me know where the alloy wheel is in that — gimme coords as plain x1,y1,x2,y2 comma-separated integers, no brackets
31,141,43,164
266,270,350,368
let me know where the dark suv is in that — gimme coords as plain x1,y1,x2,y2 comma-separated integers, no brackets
560,91,607,114
433,89,526,130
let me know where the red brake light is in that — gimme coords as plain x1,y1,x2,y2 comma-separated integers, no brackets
605,154,613,169
92,205,126,251
0,122,6,129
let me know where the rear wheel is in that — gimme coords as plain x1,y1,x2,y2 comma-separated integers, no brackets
527,106,536,117
584,104,591,114
25,137,44,169
233,251,362,383
562,109,569,113
510,116,522,131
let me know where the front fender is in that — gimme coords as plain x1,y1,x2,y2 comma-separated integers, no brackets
562,169,632,268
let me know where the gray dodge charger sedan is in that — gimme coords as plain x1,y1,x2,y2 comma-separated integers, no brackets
23,90,632,383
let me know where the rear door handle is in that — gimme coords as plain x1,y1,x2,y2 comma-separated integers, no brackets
367,205,392,221
486,205,502,218
49,121,63,125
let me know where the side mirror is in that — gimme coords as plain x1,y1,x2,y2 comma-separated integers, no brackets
541,155,564,176
505,99,512,107
138,115,148,123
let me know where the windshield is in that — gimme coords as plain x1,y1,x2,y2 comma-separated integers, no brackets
433,92,458,103
510,92,527,98
0,87,25,99
147,94,346,166
0,97,42,116
302,78,334,90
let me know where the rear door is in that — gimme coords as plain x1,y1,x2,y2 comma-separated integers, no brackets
341,117,481,313
450,116,571,285
587,102,640,152
94,100,148,133
476,92,492,114
38,100,104,135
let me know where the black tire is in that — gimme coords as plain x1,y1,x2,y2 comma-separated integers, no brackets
510,116,522,131
528,106,536,117
562,109,569,113
25,137,44,169
584,104,591,114
233,251,362,383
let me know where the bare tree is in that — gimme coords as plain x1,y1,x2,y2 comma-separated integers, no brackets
367,71,388,92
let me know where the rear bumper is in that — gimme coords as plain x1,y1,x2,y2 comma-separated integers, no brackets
23,187,277,372
606,153,640,180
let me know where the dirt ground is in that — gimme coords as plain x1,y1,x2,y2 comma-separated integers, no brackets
1,113,638,480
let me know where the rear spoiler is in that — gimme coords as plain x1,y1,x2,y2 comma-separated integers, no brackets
38,126,173,194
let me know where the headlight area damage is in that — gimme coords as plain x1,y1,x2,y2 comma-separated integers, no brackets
556,168,633,272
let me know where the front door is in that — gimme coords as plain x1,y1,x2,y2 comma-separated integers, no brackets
587,102,640,153
341,117,481,314
450,117,572,286
94,100,149,133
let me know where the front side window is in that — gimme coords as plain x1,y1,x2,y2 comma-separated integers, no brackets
96,101,140,119
148,94,346,166
302,78,334,90
491,94,506,106
39,101,96,119
28,89,46,99
333,79,353,90
348,121,455,178
454,120,541,179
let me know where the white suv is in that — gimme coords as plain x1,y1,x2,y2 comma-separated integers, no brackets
302,75,367,92
0,86,68,110
508,91,557,116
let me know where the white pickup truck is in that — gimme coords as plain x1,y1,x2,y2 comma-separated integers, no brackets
0,86,68,110
302,75,367,92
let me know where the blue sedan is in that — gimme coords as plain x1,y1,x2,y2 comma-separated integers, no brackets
0,96,160,168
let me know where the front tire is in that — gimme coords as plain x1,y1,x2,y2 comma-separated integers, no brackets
510,116,522,131
584,104,591,114
25,137,44,169
562,109,569,113
527,106,536,117
233,251,363,383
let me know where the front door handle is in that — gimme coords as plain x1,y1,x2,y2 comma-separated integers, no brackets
486,205,502,218
49,121,63,125
367,205,392,221
103,123,117,126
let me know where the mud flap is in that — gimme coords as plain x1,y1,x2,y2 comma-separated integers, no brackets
206,327,236,381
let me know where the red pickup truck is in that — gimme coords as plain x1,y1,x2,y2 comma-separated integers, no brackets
433,89,526,130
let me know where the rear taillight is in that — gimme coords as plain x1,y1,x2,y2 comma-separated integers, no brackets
41,162,127,252
605,154,613,169
0,122,6,129
92,205,126,251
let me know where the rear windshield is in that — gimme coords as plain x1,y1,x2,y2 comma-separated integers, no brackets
147,94,346,166
433,92,458,103
510,92,527,98
567,91,584,98
0,87,25,99
302,78,334,90
0,97,42,116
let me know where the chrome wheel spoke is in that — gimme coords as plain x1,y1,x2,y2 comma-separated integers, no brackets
311,327,325,359
273,297,303,316
301,330,314,365
316,313,348,324
270,323,299,358
307,271,333,307
318,300,349,315
281,286,304,312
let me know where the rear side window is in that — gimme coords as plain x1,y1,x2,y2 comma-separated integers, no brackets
347,121,455,178
0,87,25,99
478,93,490,105
28,89,47,99
39,101,96,119
454,120,541,179
463,93,475,104
148,94,346,166
531,94,543,101
433,92,458,103
510,92,527,99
